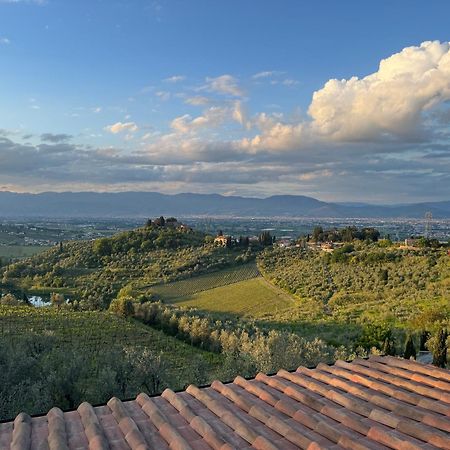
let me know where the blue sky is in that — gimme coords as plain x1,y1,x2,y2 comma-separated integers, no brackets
0,0,450,202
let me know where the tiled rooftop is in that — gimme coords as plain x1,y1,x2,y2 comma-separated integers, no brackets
1,356,449,449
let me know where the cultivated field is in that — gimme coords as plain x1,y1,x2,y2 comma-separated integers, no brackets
151,262,260,300
0,245,49,262
167,276,297,319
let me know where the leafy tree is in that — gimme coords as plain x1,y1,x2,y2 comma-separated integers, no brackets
342,227,354,242
109,296,135,317
379,268,389,283
50,292,65,309
154,216,166,227
312,226,323,242
0,293,20,306
330,244,354,263
93,238,112,257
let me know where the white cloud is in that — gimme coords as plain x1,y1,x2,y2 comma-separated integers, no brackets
105,121,138,134
155,90,171,101
163,75,185,83
308,40,450,142
203,74,244,96
171,108,227,134
171,101,248,134
232,101,249,128
243,40,450,153
185,96,211,106
0,37,10,45
240,116,308,153
252,71,277,79
252,70,286,80
141,131,160,141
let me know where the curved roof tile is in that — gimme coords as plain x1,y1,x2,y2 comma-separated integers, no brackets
1,356,449,449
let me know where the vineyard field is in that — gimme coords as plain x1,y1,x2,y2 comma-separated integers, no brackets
151,262,260,300
0,306,221,387
172,276,298,318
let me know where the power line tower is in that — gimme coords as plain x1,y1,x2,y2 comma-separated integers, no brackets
424,212,432,238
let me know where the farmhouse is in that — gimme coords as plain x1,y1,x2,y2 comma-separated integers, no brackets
320,242,335,252
2,356,449,449
276,238,294,248
404,238,419,247
213,235,229,247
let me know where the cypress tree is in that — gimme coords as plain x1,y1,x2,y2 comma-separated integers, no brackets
403,334,416,360
419,331,430,351
432,329,448,368
382,337,395,356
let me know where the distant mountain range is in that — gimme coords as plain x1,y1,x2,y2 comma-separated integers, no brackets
0,191,449,219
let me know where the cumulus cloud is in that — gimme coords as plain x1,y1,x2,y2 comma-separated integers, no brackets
308,40,450,142
203,75,244,96
105,121,138,134
171,101,248,134
242,41,450,153
171,108,229,134
0,37,10,44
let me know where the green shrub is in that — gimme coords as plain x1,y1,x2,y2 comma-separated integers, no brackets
109,296,135,317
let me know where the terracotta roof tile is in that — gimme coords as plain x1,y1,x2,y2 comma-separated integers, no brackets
3,356,450,449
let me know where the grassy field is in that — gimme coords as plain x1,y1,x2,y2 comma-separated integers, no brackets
151,262,260,300
171,276,299,319
0,245,49,262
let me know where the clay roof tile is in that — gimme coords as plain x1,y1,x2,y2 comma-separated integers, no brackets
6,356,450,450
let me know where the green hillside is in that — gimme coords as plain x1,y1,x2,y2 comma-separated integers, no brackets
172,276,297,318
0,305,221,420
2,222,255,309
257,244,450,340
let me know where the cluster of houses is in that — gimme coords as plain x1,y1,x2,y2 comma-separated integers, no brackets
213,235,255,247
213,234,346,253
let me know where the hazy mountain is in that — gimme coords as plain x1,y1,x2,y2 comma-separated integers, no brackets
0,191,449,218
